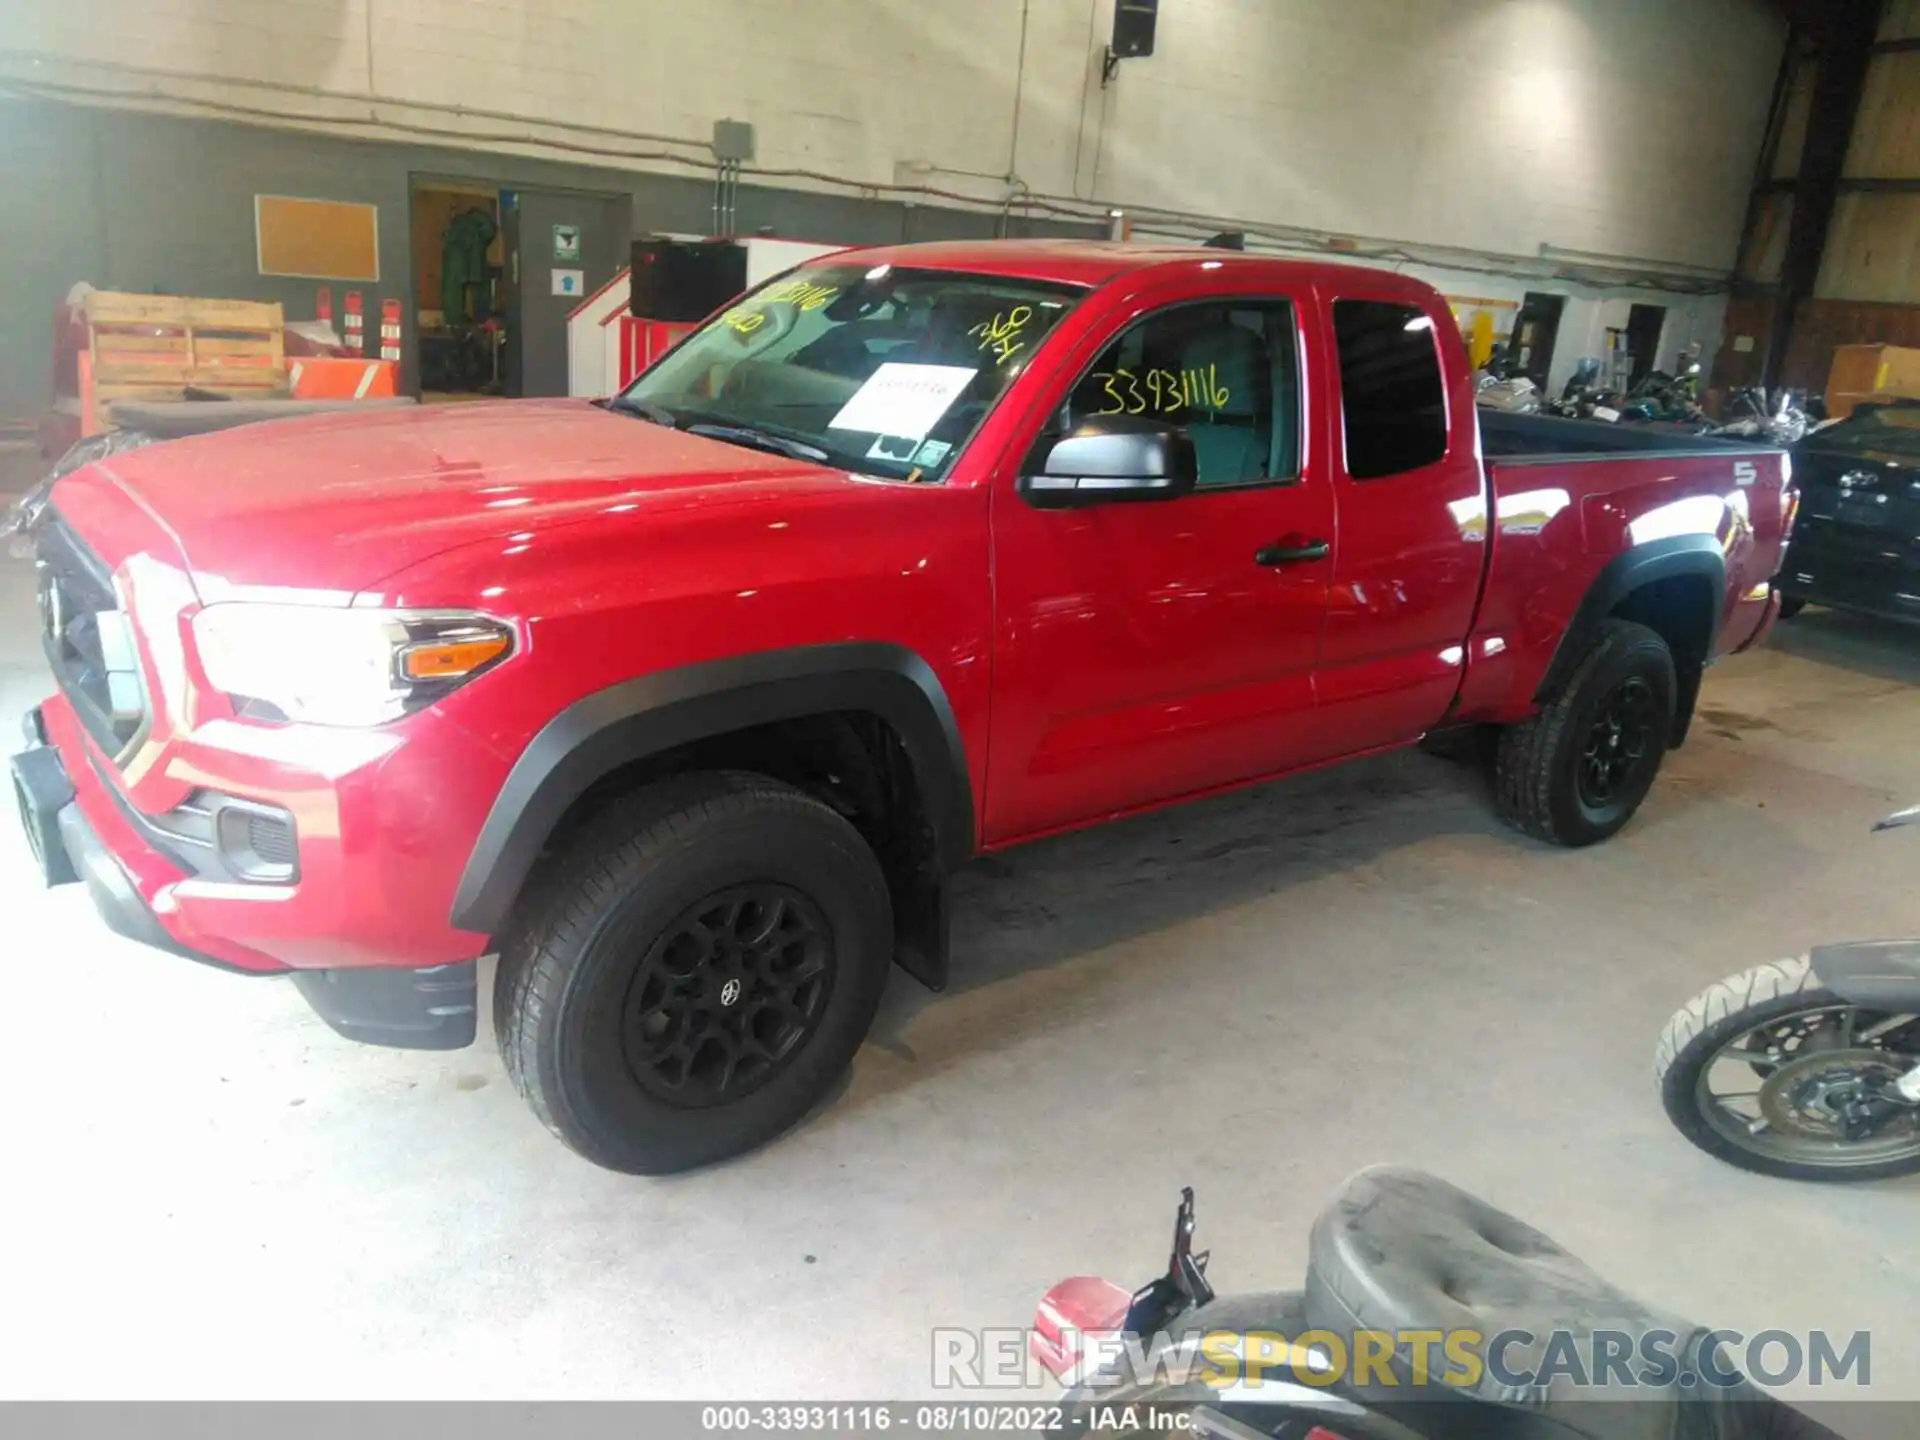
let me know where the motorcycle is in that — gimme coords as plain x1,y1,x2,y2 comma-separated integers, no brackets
1474,344,1543,414
1031,1170,1841,1438
1708,387,1818,448
1614,351,1709,429
1547,353,1715,432
1657,803,1920,1182
1548,359,1623,423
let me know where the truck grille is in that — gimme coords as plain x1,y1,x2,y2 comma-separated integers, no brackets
35,509,149,759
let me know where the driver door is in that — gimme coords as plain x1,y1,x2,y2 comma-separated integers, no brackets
984,284,1337,843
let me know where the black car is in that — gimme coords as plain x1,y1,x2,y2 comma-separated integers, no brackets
1779,399,1920,625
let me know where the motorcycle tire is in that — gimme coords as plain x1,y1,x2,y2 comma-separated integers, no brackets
1656,956,1920,1182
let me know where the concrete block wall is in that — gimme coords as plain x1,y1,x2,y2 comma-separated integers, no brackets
4,0,1785,270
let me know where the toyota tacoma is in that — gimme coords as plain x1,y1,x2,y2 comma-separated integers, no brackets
10,241,1791,1172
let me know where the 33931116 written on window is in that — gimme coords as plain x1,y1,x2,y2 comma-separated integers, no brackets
1066,300,1303,490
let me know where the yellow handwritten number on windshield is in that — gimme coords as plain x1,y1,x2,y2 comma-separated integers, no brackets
970,306,1035,365
760,280,840,312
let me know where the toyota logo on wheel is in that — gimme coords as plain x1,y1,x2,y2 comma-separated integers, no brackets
719,978,742,1008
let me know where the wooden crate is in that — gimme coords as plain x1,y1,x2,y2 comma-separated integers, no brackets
82,291,288,402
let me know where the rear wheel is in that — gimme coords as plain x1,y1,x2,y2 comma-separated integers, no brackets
1495,619,1676,846
1777,595,1807,620
494,772,893,1174
1656,957,1920,1182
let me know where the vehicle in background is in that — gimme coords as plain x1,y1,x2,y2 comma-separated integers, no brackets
11,242,1791,1173
1658,804,1920,1183
1030,1170,1842,1438
1775,399,1920,624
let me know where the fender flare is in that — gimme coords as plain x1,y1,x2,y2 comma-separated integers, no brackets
1810,941,1920,1009
1534,534,1727,705
449,642,974,937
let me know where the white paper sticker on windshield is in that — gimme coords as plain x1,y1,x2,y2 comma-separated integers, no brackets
829,363,977,441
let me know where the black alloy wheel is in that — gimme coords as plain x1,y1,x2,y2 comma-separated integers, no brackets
1576,675,1660,816
493,771,894,1175
623,884,834,1106
1495,619,1676,846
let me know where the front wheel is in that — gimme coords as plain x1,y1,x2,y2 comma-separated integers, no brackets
494,772,894,1174
1655,957,1920,1182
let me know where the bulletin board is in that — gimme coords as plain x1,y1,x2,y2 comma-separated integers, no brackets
254,195,381,281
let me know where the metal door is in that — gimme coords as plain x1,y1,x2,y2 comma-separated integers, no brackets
503,188,631,397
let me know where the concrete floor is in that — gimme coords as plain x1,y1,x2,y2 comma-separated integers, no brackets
1,453,1917,1400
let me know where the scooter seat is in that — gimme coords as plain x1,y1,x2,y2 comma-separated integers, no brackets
1303,1166,1812,1440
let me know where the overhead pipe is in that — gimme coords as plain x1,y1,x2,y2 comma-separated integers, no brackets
3,61,1732,297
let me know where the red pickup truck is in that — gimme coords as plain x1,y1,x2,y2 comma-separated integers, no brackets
10,242,1790,1172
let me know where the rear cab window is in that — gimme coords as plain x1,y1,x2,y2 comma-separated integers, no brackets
1332,299,1449,479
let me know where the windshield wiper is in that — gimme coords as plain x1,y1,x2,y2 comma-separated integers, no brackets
686,422,830,463
601,395,679,428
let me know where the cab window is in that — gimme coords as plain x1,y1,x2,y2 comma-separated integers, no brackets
1333,299,1449,479
1067,301,1301,489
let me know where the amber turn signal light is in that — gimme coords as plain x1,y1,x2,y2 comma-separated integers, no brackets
399,635,511,681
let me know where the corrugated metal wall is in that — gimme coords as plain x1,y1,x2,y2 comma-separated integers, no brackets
1719,3,1920,393
1815,28,1920,302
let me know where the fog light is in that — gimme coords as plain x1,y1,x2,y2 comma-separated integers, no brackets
212,801,298,883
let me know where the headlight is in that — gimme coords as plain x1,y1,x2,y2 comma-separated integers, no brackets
191,605,513,727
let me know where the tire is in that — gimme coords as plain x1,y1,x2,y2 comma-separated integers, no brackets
1655,957,1920,1183
1777,595,1807,620
1495,619,1675,846
493,771,893,1174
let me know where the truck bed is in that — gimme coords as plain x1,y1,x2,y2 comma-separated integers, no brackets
1450,407,1793,732
1478,409,1779,461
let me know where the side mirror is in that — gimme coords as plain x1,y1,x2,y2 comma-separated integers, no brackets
1020,413,1199,508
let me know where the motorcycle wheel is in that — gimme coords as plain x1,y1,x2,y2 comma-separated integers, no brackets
1777,596,1807,620
1656,956,1920,1181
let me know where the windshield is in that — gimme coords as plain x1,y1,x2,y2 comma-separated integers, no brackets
617,264,1083,479
1814,401,1920,459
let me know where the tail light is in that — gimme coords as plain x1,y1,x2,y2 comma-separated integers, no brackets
1782,483,1802,541
1030,1276,1132,1383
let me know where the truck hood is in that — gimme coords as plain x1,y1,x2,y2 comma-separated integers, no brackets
84,399,862,597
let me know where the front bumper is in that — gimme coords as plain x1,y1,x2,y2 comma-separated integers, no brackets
10,709,478,1050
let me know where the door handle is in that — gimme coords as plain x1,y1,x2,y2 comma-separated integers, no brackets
1255,538,1330,566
